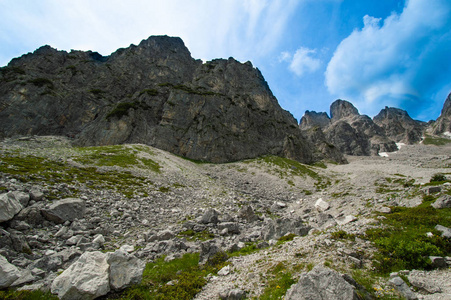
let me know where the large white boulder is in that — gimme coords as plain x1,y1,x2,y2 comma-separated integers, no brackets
107,249,145,290
51,251,110,300
0,255,21,288
314,198,330,212
0,193,23,223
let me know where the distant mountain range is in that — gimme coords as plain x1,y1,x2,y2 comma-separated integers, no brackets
1,35,450,164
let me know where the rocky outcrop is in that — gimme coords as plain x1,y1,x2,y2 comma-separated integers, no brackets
373,106,426,144
433,92,451,136
285,266,359,300
299,111,347,163
0,35,319,164
300,100,398,156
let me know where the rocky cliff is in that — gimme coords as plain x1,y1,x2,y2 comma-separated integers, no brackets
300,100,398,156
433,92,451,136
373,106,426,144
0,36,317,164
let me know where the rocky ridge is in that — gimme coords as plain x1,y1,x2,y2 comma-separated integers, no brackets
0,135,450,299
0,36,317,164
300,99,431,156
433,92,451,137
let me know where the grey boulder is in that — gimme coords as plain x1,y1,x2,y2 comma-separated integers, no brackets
107,249,145,290
0,192,23,223
285,266,359,300
51,251,110,300
42,198,85,224
0,254,21,288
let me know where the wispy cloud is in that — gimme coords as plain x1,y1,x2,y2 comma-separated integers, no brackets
325,0,451,118
0,0,300,66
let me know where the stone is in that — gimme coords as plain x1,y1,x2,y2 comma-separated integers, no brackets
424,186,441,195
217,265,231,276
263,217,311,240
158,230,175,241
389,276,418,300
336,215,357,226
11,269,36,287
314,198,330,212
119,245,135,253
432,195,451,209
29,188,44,201
51,251,110,300
218,222,240,234
106,249,145,290
14,206,46,225
200,208,219,224
42,198,85,224
9,191,30,207
199,241,227,265
0,192,23,223
219,288,246,300
408,271,442,294
435,224,451,238
238,205,259,222
378,207,392,214
0,254,21,288
285,266,358,300
429,256,447,268
92,234,105,246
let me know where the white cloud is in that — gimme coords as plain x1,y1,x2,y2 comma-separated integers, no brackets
290,47,321,76
280,47,321,77
0,0,300,66
325,0,451,117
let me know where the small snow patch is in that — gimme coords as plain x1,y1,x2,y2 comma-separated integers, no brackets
379,152,389,157
396,143,406,150
443,131,451,138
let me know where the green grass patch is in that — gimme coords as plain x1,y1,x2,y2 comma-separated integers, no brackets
73,145,161,172
366,203,451,275
423,134,451,146
331,230,356,241
28,77,54,89
0,290,59,300
0,152,152,199
177,229,215,241
228,242,262,257
121,253,222,300
259,262,296,300
276,233,297,245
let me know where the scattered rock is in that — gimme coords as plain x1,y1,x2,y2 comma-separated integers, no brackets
285,266,359,300
432,195,451,209
336,215,357,226
219,288,246,300
238,205,259,222
389,276,418,300
263,217,311,240
435,224,451,238
429,256,447,268
200,208,219,224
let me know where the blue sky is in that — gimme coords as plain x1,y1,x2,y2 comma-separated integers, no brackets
1,0,450,121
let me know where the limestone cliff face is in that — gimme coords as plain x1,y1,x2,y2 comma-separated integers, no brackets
433,92,451,136
0,36,318,163
373,107,426,144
